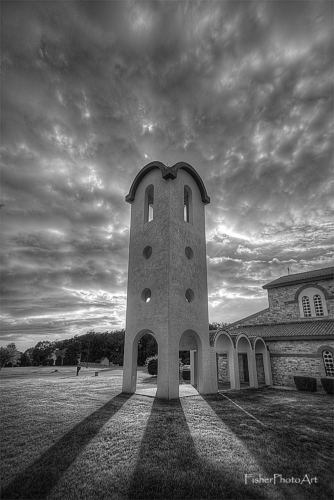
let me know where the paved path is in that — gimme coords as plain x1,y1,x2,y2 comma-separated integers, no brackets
135,384,199,398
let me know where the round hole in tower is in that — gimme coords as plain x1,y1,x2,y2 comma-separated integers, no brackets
185,289,195,303
185,246,194,260
143,246,152,259
141,288,151,303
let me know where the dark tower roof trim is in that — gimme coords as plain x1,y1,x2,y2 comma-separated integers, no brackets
125,161,210,204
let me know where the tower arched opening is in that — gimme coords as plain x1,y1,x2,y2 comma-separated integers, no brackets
179,330,202,395
123,329,158,395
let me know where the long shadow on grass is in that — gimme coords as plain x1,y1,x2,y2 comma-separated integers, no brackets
127,397,268,500
203,393,332,500
1,392,132,500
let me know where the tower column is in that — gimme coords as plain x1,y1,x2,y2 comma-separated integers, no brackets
123,162,215,398
122,338,137,394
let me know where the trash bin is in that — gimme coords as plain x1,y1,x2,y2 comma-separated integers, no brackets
95,372,98,377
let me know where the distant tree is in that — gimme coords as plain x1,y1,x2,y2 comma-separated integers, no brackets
0,343,21,369
32,341,55,365
138,334,157,366
0,348,12,370
55,356,62,366
78,330,125,365
32,329,126,367
179,351,190,364
20,352,32,367
63,339,82,365
209,322,229,330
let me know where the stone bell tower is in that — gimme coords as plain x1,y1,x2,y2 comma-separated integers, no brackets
122,161,216,399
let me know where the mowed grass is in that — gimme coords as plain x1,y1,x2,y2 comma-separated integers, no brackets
0,367,333,500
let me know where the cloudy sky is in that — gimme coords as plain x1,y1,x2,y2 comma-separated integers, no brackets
1,1,333,352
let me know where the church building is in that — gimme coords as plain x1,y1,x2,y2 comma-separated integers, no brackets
213,266,334,389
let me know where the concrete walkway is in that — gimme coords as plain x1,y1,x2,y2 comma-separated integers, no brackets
135,384,199,398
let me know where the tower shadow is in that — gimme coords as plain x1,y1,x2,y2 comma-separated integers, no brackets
1,393,132,500
128,397,268,500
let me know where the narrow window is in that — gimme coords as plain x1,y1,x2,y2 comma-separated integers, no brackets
322,350,334,377
183,186,192,223
144,185,154,223
302,296,311,317
313,295,324,316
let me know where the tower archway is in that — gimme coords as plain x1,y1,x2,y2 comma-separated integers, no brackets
179,329,202,395
122,329,158,394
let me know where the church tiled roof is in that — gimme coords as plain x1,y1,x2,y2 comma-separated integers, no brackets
263,266,333,289
228,319,334,339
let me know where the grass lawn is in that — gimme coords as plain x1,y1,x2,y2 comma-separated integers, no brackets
0,366,333,500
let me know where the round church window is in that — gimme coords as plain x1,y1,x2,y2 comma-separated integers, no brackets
185,247,194,260
143,246,152,259
141,288,151,303
185,289,195,303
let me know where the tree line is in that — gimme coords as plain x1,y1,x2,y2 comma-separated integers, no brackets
1,322,228,369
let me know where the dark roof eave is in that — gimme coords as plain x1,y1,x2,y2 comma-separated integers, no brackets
263,266,334,289
263,335,334,341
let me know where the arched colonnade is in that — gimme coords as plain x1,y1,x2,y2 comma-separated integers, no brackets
214,330,273,390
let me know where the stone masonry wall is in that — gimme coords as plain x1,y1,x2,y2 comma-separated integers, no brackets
256,354,265,385
267,339,334,354
236,277,333,325
238,354,245,382
267,339,334,387
217,354,228,382
267,278,333,322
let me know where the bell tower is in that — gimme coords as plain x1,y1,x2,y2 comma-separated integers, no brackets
122,161,216,399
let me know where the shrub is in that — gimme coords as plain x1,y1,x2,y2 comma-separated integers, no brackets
146,355,158,376
321,378,334,395
294,376,317,392
182,368,191,381
42,359,48,366
48,359,54,366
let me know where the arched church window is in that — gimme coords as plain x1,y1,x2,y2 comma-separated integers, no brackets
298,286,328,318
302,296,311,317
144,185,154,223
322,350,334,377
314,295,324,316
184,186,193,223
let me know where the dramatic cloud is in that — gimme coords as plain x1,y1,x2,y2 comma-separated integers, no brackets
1,1,333,350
